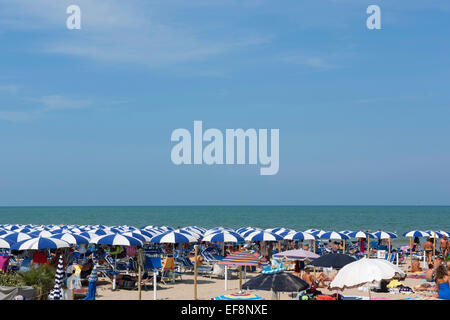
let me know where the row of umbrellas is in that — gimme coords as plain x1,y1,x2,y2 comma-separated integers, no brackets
0,223,448,251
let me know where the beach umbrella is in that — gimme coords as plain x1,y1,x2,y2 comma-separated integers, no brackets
1,232,33,243
242,272,309,298
212,292,264,300
203,227,234,237
273,249,320,260
348,231,375,239
29,230,56,238
48,255,65,300
305,229,327,238
265,227,289,234
371,231,398,259
219,250,270,290
329,258,405,299
320,232,350,254
371,231,398,239
174,229,203,238
309,253,356,269
150,231,198,243
11,237,70,250
87,229,113,236
90,234,143,246
121,232,152,243
244,231,283,242
283,231,316,241
51,233,89,245
236,227,259,235
319,231,350,240
402,230,430,238
218,251,269,267
276,230,296,237
347,231,375,256
202,231,244,243
182,226,206,235
402,230,430,268
0,238,13,249
438,230,449,237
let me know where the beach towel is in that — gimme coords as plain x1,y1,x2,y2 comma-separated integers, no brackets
387,280,404,288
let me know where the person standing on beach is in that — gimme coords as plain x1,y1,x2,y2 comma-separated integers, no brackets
423,238,434,265
413,237,420,251
439,235,448,259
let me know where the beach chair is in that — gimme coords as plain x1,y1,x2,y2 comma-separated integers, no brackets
178,256,195,272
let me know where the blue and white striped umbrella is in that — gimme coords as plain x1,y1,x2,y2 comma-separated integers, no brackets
1,232,33,243
347,231,375,239
76,230,114,240
87,229,113,236
265,227,288,234
150,231,198,243
121,232,152,242
182,226,207,235
0,238,13,249
137,229,160,238
204,227,234,237
235,227,257,234
48,255,65,300
90,234,143,246
319,231,350,240
438,230,449,237
51,233,90,245
0,230,12,237
426,231,444,238
371,231,398,239
174,229,203,238
276,230,297,237
11,237,70,250
29,230,58,238
402,230,430,238
305,229,327,238
283,231,316,241
202,231,244,243
244,231,283,242
240,228,263,238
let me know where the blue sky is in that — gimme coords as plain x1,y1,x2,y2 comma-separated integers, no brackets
0,0,449,205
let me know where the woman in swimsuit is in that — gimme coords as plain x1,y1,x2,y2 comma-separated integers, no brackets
435,265,450,300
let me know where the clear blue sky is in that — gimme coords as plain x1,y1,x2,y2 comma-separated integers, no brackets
0,0,449,206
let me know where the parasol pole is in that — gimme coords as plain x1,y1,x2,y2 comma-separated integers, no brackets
410,237,412,270
388,238,391,260
138,264,142,300
224,265,228,291
194,245,198,300
367,236,370,259
432,232,436,261
239,267,242,291
313,239,316,278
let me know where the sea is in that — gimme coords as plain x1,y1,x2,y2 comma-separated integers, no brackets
0,206,448,246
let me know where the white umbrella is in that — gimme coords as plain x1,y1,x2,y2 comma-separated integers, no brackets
329,258,405,298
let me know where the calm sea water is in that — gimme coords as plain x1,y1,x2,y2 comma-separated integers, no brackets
0,206,448,244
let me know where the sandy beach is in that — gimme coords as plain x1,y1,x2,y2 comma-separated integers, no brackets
93,267,437,301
